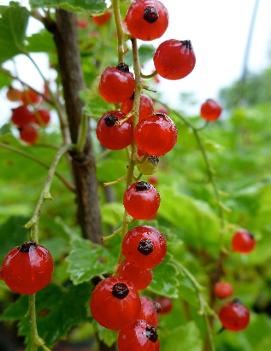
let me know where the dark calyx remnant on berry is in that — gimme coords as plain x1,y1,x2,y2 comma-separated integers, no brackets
19,241,37,253
148,156,159,166
104,114,118,127
247,232,255,239
181,40,192,50
135,181,151,191
143,6,159,23
117,62,130,72
112,282,129,299
138,239,154,255
145,325,158,342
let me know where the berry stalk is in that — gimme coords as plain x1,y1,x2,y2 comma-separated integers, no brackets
112,0,125,62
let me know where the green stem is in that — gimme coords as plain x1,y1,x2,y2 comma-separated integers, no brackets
76,114,88,153
25,144,71,242
140,70,157,79
0,142,74,192
112,0,125,62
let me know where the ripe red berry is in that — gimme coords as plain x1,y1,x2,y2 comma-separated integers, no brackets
135,113,178,156
125,0,168,41
219,300,250,332
6,87,22,102
118,320,160,351
11,105,36,126
154,40,196,80
117,260,153,290
92,11,111,26
90,277,141,330
21,89,41,105
96,111,133,150
1,241,54,295
76,18,88,29
200,99,222,122
232,230,256,254
35,109,51,126
148,176,158,186
214,282,234,300
19,124,39,145
99,64,135,103
138,297,158,326
122,225,166,269
123,181,160,220
121,94,154,121
156,106,168,115
154,296,172,314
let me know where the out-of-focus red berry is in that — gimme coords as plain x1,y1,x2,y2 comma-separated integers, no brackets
155,296,172,314
19,124,39,145
232,230,256,254
21,89,42,105
219,300,250,332
6,87,22,102
92,11,112,26
11,105,36,126
214,282,234,299
200,99,222,122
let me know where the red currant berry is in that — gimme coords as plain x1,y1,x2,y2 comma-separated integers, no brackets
200,99,222,122
154,40,196,80
137,156,159,175
96,111,133,150
156,106,168,115
90,276,141,330
232,230,256,254
21,89,41,105
125,0,168,41
76,18,88,29
6,87,22,102
1,241,54,295
123,181,160,220
148,176,158,186
155,296,172,314
121,94,154,121
99,64,135,103
214,282,233,300
117,260,153,290
135,113,178,156
19,124,39,145
122,225,166,269
138,297,158,326
35,109,51,126
92,11,111,26
11,105,36,126
118,320,160,351
219,299,250,332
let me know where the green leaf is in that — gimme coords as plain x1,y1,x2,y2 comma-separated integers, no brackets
160,322,203,351
1,284,90,347
101,202,124,228
0,216,28,263
148,255,180,298
0,3,29,63
67,237,116,285
26,30,54,53
30,0,107,13
95,322,117,347
97,158,126,182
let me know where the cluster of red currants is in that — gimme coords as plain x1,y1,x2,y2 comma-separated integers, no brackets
91,0,196,349
215,229,256,332
7,85,51,145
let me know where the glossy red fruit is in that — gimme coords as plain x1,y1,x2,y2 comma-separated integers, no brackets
135,113,178,156
154,40,196,80
122,225,166,269
90,277,141,330
156,106,168,115
19,124,39,145
92,11,111,26
118,320,160,351
21,89,41,105
219,300,250,332
139,297,158,326
155,296,172,314
11,105,36,126
35,109,51,126
99,64,135,103
214,282,233,300
117,261,153,290
125,0,168,41
1,241,54,295
121,94,154,121
232,229,256,254
123,181,160,220
148,176,158,186
96,111,133,150
6,87,22,102
200,99,222,122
